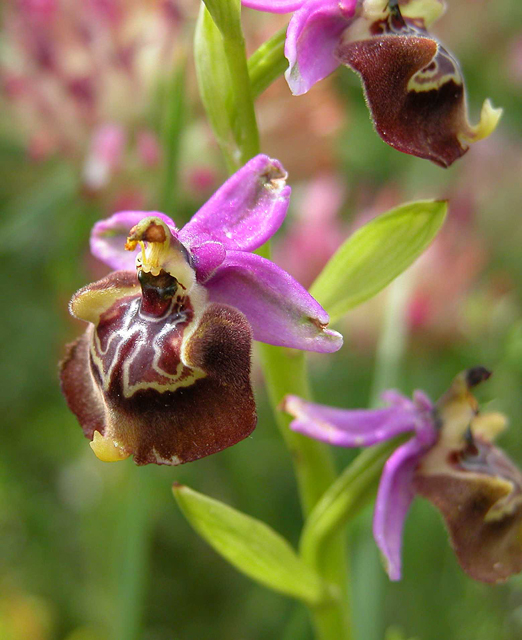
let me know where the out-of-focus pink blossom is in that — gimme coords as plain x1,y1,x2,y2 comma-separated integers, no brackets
186,167,219,196
274,174,347,289
83,124,126,190
1,0,186,191
506,36,522,87
406,200,488,337
136,130,162,168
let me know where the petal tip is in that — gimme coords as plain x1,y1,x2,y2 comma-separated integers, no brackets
321,328,344,352
262,158,290,194
280,394,303,417
462,99,503,145
90,430,130,463
284,64,308,96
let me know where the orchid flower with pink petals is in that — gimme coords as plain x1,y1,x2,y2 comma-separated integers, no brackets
242,0,502,167
60,155,342,467
284,367,522,583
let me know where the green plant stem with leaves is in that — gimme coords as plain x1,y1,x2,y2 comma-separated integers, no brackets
176,3,449,640
194,3,353,638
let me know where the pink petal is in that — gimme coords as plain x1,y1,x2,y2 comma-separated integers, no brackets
285,0,356,95
373,438,426,581
285,396,419,447
204,250,342,352
180,154,290,252
241,0,303,13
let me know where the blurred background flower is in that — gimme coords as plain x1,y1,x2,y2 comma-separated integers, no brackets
1,0,189,206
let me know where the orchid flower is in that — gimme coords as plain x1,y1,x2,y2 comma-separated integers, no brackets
60,155,342,466
242,0,502,167
284,367,522,583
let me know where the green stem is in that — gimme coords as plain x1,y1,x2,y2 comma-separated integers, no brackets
160,60,186,215
258,344,351,640
258,346,337,513
256,246,350,639
223,34,261,165
248,26,288,99
199,13,350,636
113,468,151,640
370,272,413,404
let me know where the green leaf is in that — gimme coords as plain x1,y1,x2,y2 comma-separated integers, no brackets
173,484,331,606
195,2,259,170
160,58,186,215
310,200,448,322
248,26,288,99
194,4,238,171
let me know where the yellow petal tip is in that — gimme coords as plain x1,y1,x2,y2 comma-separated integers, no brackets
469,99,503,143
90,431,130,463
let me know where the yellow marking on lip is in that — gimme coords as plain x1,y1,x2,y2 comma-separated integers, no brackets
90,430,130,463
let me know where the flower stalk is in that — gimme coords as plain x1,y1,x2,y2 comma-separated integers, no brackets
213,15,354,636
259,344,352,640
195,2,353,631
222,35,260,166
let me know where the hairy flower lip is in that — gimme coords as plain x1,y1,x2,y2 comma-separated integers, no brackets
61,269,257,466
62,155,344,466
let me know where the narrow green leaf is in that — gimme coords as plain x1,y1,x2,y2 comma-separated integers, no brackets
160,58,186,215
248,26,288,99
173,483,331,606
310,200,448,322
194,4,238,171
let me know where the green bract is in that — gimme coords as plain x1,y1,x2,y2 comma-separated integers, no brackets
195,1,259,170
310,200,448,323
173,483,333,606
195,6,237,170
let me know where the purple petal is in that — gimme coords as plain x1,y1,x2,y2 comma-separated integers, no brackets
204,251,342,352
190,241,227,283
91,211,177,271
285,396,418,447
180,155,290,252
285,0,356,95
380,389,415,409
413,389,434,414
373,438,426,581
241,0,303,13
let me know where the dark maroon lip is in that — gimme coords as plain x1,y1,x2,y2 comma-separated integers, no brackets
60,268,257,466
